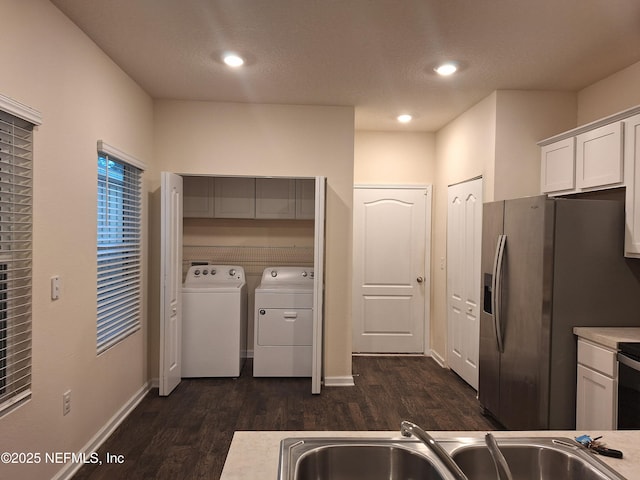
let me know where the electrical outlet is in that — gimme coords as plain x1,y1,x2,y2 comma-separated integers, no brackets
63,390,71,416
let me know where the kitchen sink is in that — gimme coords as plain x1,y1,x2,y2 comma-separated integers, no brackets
278,437,627,480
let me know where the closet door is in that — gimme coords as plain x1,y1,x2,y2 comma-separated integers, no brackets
312,176,326,394
160,172,183,396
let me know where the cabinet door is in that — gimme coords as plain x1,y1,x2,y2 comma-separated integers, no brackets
296,179,315,219
576,122,623,189
624,113,640,258
541,138,576,194
255,178,296,219
214,177,255,218
576,364,617,430
183,176,214,218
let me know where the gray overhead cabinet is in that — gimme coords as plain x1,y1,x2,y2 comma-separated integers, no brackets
183,176,315,220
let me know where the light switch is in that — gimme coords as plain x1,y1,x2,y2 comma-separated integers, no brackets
51,275,60,300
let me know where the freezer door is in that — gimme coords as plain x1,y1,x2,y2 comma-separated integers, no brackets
478,200,504,417
499,195,554,430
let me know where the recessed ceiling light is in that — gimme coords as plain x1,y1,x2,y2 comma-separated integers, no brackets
397,114,413,123
223,53,245,67
434,62,458,76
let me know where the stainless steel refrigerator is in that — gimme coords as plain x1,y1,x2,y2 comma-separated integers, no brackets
479,195,640,430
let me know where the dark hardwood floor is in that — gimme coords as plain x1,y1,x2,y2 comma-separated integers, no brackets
73,356,501,480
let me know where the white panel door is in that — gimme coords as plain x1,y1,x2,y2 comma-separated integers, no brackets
447,178,482,389
312,176,326,394
160,172,183,396
352,187,429,353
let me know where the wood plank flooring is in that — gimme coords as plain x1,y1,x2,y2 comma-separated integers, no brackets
73,356,501,480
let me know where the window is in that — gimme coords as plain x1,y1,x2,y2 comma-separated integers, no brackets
96,142,143,353
0,95,40,415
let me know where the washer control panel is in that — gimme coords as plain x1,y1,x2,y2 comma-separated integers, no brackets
184,265,245,286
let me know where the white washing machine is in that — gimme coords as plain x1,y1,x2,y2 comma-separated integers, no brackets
253,266,314,377
182,265,247,377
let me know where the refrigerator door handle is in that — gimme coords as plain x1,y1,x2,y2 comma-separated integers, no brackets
491,234,507,353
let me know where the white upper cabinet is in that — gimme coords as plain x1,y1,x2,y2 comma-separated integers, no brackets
576,122,623,190
214,177,256,218
539,105,640,258
183,176,215,218
255,178,296,219
624,113,640,258
541,137,575,194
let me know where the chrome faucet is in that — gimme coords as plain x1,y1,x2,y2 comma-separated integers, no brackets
485,433,514,480
400,420,468,480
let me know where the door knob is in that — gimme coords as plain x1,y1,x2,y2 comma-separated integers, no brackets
417,276,424,283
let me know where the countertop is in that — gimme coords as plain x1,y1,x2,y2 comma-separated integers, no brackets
220,429,640,479
574,327,640,349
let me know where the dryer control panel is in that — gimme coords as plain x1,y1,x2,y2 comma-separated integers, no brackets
259,266,314,286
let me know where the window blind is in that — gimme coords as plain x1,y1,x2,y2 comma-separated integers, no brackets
97,151,142,353
0,110,33,413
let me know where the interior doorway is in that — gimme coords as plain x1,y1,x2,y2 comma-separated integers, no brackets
352,186,432,354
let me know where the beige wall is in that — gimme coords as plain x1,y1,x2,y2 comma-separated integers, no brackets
354,131,436,185
0,1,154,479
494,91,577,200
578,60,640,125
431,93,497,360
150,101,355,381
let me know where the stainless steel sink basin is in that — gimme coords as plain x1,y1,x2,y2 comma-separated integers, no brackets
279,438,449,480
448,438,627,480
279,437,627,480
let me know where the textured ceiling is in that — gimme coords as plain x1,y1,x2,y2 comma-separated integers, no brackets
50,0,640,131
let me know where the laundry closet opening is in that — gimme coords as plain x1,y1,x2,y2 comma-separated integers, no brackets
161,174,326,395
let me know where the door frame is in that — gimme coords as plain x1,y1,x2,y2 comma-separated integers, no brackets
351,184,432,355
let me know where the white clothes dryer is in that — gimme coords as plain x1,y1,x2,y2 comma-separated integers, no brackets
253,266,314,377
182,265,247,377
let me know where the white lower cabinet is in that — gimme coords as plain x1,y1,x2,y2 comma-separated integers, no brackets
576,339,617,430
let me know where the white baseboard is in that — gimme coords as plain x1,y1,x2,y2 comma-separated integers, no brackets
430,349,446,368
52,381,152,480
324,375,355,387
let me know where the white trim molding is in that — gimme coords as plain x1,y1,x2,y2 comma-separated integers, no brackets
430,349,446,368
0,93,42,125
324,375,355,387
97,140,146,171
